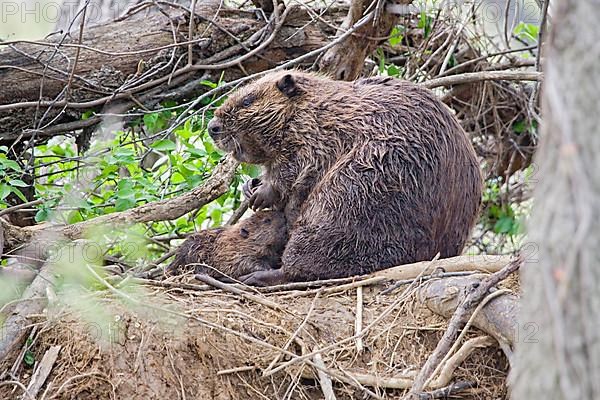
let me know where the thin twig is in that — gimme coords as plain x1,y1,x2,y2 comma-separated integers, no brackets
355,286,364,352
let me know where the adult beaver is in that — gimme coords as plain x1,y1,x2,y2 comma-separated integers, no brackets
166,210,287,280
207,71,482,285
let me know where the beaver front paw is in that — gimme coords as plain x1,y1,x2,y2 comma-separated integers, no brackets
248,182,280,211
242,177,262,200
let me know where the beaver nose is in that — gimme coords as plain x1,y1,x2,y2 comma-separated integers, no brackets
207,118,222,138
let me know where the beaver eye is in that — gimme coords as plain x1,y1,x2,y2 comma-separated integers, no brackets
240,228,249,238
264,218,272,224
241,95,255,108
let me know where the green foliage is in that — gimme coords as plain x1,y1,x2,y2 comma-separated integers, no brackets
513,22,540,44
512,119,538,135
376,48,403,78
32,110,234,230
418,9,434,39
482,178,526,238
0,146,27,203
23,338,35,367
23,78,249,266
388,25,405,47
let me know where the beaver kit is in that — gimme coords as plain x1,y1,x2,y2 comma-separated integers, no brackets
167,210,287,280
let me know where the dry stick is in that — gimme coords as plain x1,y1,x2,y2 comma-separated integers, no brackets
193,274,290,314
0,265,53,362
132,277,214,292
313,349,337,400
24,345,61,399
0,199,48,218
381,271,479,295
425,289,512,389
406,256,523,398
257,276,365,292
355,286,364,353
10,327,38,377
188,0,198,66
171,9,376,126
136,248,178,279
380,253,440,295
0,37,212,57
264,263,435,378
265,255,509,294
417,381,476,400
64,3,87,100
428,336,495,389
297,337,492,392
264,291,320,374
225,199,249,226
438,45,538,77
422,70,542,89
216,365,256,376
281,276,386,299
2,7,373,114
0,381,34,400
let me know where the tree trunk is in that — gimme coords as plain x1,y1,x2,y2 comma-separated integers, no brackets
511,1,600,398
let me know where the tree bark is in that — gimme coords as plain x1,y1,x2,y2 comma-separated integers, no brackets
511,1,600,398
319,0,413,81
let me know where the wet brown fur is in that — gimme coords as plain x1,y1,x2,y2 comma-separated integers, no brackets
210,71,482,284
166,210,287,279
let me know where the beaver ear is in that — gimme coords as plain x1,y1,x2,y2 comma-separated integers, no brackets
276,74,299,97
239,228,250,239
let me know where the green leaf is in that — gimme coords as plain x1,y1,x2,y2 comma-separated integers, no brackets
187,175,204,187
418,12,433,38
200,79,218,89
514,22,540,43
388,26,404,46
377,48,386,73
143,113,159,131
35,208,50,222
113,148,135,163
513,120,526,134
171,172,186,184
241,163,262,178
49,145,66,156
9,179,28,187
150,139,177,152
115,196,136,211
494,216,514,234
387,64,400,77
0,184,10,200
9,187,27,202
0,157,22,172
82,110,94,120
67,211,84,224
185,146,207,158
23,350,35,367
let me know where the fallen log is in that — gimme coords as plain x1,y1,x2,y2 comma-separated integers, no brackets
0,3,344,143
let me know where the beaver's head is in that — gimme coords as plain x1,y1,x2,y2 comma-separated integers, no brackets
207,72,308,164
236,210,288,253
